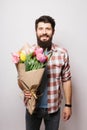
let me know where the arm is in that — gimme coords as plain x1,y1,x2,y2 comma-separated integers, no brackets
62,79,72,121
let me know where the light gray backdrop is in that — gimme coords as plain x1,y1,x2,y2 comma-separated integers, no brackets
0,0,87,130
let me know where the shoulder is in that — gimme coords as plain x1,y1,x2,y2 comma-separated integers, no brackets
52,43,68,54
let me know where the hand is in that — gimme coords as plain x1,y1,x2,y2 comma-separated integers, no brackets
62,107,72,121
23,90,32,106
24,90,32,99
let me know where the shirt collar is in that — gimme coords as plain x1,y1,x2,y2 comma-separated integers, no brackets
51,43,58,52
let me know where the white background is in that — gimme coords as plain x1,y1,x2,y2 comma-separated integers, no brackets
0,0,87,130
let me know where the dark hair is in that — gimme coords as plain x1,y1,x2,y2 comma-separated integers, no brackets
35,15,55,30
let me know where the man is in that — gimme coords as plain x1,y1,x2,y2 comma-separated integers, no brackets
20,15,72,130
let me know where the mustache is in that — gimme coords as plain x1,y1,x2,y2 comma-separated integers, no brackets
40,34,49,37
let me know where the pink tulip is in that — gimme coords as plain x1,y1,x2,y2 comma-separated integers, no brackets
34,48,43,55
36,53,47,63
12,52,20,63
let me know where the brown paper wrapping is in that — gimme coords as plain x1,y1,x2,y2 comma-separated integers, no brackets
17,63,45,114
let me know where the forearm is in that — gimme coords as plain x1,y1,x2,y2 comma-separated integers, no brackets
62,80,72,105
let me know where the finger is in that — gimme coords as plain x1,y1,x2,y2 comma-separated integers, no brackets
63,112,68,121
24,90,31,98
63,113,70,121
24,97,29,106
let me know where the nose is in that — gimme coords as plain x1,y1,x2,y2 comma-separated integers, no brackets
42,29,47,34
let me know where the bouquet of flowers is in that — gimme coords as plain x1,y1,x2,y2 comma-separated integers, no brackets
12,44,52,114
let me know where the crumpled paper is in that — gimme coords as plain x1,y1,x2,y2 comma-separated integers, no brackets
17,63,45,114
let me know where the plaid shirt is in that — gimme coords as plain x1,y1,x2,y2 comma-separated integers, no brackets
47,44,71,113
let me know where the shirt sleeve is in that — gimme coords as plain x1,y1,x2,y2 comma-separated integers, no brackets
61,50,71,82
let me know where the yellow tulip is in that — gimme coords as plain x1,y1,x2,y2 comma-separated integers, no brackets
20,51,26,62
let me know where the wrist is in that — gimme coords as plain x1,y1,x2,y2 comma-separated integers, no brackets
65,104,72,108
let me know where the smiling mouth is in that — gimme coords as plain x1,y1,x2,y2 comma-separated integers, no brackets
41,37,49,41
41,35,49,39
42,36,48,38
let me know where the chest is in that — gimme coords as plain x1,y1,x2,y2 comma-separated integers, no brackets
47,51,65,76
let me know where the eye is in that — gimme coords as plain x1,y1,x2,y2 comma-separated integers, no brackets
38,27,43,31
46,27,51,30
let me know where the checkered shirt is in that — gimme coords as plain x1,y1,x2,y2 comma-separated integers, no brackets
47,44,71,113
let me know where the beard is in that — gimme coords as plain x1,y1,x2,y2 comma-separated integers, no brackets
36,34,53,50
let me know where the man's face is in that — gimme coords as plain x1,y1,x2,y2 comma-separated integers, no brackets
36,22,54,49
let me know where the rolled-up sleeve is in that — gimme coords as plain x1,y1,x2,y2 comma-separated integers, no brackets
61,51,71,82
